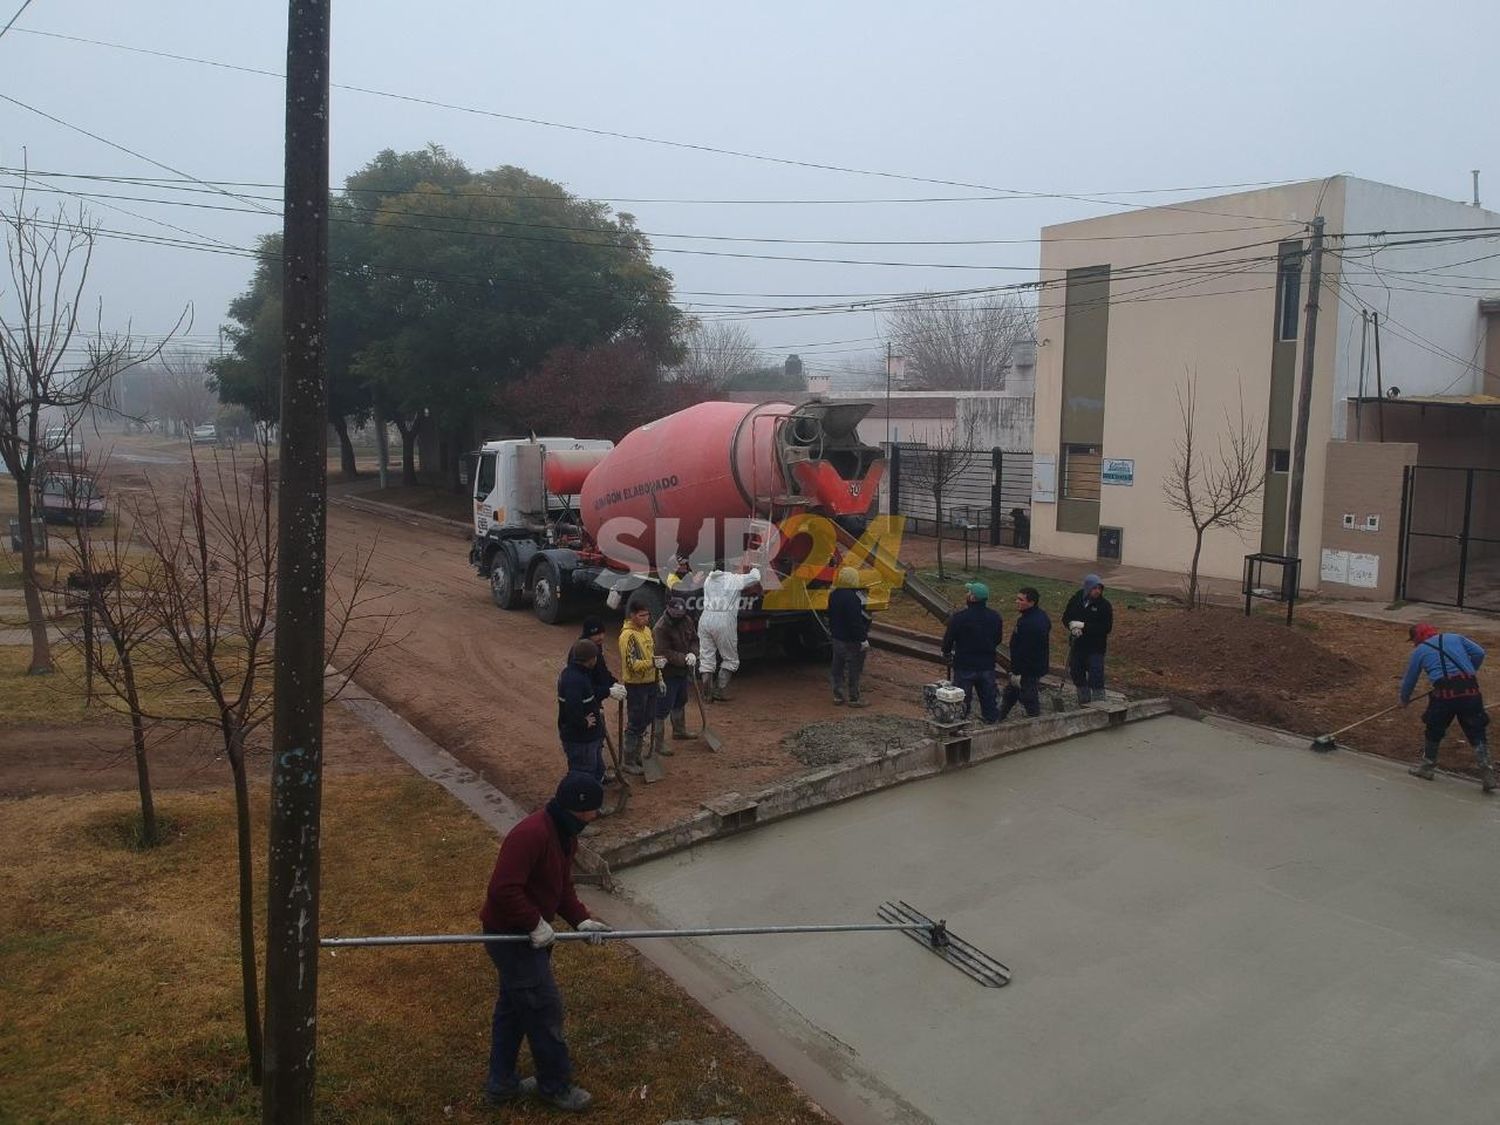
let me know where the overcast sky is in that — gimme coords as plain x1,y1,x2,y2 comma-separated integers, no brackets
1,0,1494,376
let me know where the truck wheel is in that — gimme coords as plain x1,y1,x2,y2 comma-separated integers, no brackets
489,553,522,610
531,562,564,624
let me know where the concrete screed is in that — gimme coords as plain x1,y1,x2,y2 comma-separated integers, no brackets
616,715,1500,1125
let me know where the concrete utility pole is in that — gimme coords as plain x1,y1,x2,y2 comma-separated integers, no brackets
263,2,331,1121
1283,216,1325,572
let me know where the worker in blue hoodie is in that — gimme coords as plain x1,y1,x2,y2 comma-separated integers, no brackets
828,566,871,706
1400,622,1493,792
941,581,1004,723
999,586,1050,721
1062,574,1113,704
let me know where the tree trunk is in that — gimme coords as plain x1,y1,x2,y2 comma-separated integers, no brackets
1187,531,1205,609
228,728,265,1085
934,494,946,578
330,414,358,479
394,417,420,487
120,652,158,847
14,478,53,675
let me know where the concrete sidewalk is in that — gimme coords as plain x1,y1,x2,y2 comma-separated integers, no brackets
619,716,1500,1125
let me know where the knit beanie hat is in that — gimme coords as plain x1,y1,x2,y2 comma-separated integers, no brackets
555,773,605,813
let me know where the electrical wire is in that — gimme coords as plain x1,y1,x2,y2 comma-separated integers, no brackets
0,0,35,42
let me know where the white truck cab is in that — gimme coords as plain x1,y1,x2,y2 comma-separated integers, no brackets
471,436,614,535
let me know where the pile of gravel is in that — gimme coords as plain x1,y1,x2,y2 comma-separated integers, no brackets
782,714,929,768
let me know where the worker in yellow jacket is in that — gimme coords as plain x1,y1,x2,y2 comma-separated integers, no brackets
618,594,663,775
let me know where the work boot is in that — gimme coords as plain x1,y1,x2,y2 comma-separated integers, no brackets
700,673,715,702
1408,760,1436,781
622,732,644,776
1480,765,1495,793
714,669,735,701
847,697,869,708
540,1085,593,1113
1076,686,1091,705
670,708,696,740
651,717,673,756
485,1076,538,1105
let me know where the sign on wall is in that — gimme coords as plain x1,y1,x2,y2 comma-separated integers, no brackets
1101,458,1135,486
1033,454,1057,503
1320,548,1380,589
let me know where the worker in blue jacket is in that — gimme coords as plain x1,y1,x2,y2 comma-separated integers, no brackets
999,586,1051,721
1400,622,1493,792
556,640,608,792
828,567,871,707
941,581,1004,723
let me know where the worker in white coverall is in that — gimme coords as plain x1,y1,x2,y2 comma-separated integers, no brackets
697,564,761,701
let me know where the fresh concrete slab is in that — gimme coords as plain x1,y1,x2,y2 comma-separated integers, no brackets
616,715,1500,1125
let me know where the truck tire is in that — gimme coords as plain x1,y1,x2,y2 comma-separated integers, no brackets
531,560,565,625
488,548,522,610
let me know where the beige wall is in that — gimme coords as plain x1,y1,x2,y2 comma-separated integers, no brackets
1317,441,1418,601
1032,180,1347,586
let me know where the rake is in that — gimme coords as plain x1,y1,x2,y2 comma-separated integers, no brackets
322,899,1011,988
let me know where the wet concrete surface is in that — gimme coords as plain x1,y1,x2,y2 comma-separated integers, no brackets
617,715,1500,1125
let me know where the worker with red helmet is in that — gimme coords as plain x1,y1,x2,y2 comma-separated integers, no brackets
1400,622,1494,793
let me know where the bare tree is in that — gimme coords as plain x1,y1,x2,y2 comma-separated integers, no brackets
144,348,219,436
677,322,760,388
902,412,981,578
889,295,1035,391
52,450,165,846
130,438,394,1084
1161,376,1265,608
0,193,176,675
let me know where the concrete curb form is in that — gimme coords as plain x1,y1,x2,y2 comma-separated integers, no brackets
331,493,471,536
599,697,1173,870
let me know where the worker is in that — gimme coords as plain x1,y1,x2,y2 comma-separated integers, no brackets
478,773,611,1112
941,581,1003,724
1400,623,1494,792
698,562,762,701
1062,574,1113,704
999,586,1051,721
653,592,699,743
828,566,871,707
580,618,628,774
618,594,662,772
556,639,608,791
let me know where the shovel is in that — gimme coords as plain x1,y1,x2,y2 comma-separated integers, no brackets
599,727,630,816
691,668,725,753
638,675,665,784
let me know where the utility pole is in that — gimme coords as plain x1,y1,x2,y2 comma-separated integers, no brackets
1283,216,1325,571
263,2,331,1122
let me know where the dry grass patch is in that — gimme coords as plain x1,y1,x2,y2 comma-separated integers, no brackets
0,773,822,1123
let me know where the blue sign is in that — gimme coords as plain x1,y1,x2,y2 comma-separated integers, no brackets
1101,458,1134,486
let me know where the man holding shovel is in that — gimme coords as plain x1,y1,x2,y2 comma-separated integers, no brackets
1400,623,1494,792
653,592,699,744
556,639,608,791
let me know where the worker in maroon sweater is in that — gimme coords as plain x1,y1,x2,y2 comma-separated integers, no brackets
479,774,611,1112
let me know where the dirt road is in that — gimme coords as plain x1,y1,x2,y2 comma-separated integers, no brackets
325,501,937,842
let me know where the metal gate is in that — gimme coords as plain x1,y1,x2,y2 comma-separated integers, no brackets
1399,465,1500,612
887,444,1033,548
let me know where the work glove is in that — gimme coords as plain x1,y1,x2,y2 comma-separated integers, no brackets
605,589,623,610
529,919,556,949
1010,674,1023,689
860,640,870,651
576,918,611,946
685,653,697,668
653,656,667,669
1068,621,1085,638
609,683,627,702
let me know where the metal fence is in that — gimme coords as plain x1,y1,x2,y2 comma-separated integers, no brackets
887,443,1033,548
1400,465,1500,613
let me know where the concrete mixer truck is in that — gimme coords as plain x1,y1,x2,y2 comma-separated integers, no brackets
466,398,904,657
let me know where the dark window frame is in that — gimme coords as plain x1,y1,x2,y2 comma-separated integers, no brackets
1277,252,1303,341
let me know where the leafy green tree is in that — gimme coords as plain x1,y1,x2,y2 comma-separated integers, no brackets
212,145,685,486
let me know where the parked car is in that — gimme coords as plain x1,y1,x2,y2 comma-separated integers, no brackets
37,472,106,525
191,423,217,443
41,426,84,465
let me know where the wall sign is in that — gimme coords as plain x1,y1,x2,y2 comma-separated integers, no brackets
1101,458,1135,486
1032,454,1057,503
1320,548,1380,589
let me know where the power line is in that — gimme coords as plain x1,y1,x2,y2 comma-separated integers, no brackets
10,25,1306,224
0,0,35,42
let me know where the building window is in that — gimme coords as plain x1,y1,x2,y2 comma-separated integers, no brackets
1061,444,1102,502
1277,253,1303,341
1268,448,1290,473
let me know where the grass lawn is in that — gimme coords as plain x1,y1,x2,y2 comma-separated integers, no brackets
361,485,473,525
0,771,821,1123
880,565,1155,634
